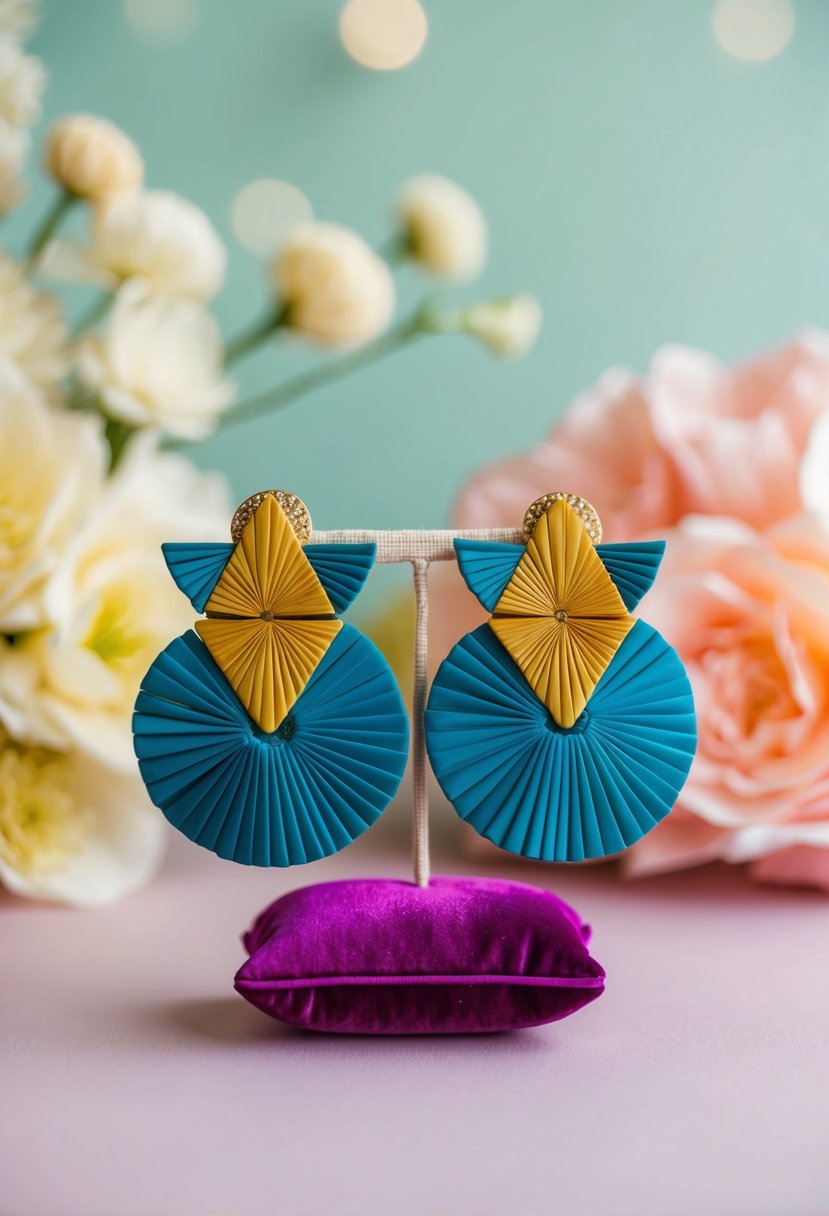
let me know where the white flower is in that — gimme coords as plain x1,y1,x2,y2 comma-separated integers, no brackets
44,114,143,201
0,737,165,906
0,35,44,128
461,294,542,357
77,280,234,439
91,189,226,301
0,116,27,213
0,252,68,390
396,173,488,280
0,0,38,40
273,221,395,348
800,412,829,525
0,364,106,631
0,434,229,770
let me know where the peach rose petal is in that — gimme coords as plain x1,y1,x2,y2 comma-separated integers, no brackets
750,845,829,891
453,370,681,541
648,335,829,529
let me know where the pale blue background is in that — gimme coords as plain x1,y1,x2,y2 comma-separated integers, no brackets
11,0,829,532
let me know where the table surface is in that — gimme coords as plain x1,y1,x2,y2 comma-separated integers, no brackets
3,800,828,1216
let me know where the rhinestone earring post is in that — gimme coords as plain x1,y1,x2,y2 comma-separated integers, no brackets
522,492,602,543
230,490,313,543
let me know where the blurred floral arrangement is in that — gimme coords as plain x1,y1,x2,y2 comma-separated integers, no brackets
430,334,829,892
0,2,540,907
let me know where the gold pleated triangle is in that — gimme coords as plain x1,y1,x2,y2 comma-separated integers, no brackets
490,499,634,728
205,494,333,618
196,617,342,733
495,499,627,619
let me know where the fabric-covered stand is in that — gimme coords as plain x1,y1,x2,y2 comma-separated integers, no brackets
234,528,607,1034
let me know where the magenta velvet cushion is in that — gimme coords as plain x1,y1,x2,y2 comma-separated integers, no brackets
235,876,605,1034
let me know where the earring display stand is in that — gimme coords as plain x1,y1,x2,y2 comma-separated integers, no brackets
308,528,524,888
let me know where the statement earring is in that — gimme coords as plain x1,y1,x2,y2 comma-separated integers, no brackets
133,490,409,867
424,493,696,862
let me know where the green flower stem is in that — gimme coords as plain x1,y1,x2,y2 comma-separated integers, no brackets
72,292,113,337
167,310,427,449
223,307,286,367
376,232,410,265
104,417,135,473
26,189,77,264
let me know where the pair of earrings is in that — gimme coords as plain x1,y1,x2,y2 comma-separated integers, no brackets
132,490,696,868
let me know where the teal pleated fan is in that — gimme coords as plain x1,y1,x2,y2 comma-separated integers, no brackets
425,621,696,862
133,625,409,866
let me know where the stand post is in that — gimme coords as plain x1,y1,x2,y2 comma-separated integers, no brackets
307,529,525,888
410,558,430,888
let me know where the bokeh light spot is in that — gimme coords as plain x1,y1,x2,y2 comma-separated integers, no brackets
339,0,428,71
712,0,794,63
123,0,199,47
230,179,314,258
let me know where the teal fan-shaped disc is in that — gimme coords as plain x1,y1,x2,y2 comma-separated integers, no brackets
425,621,696,862
133,625,409,866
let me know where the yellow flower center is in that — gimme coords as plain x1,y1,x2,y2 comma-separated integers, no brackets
0,747,91,878
83,588,147,670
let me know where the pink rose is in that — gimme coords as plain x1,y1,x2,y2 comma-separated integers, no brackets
624,516,829,887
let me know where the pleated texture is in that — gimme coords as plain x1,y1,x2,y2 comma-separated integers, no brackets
425,621,696,862
195,617,342,734
454,540,523,612
456,537,667,615
494,500,627,619
162,542,234,613
133,625,409,867
489,613,634,730
161,540,377,618
492,501,633,727
303,544,376,613
594,541,666,611
205,494,333,618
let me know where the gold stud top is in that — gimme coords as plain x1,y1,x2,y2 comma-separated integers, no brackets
230,490,312,544
522,492,603,544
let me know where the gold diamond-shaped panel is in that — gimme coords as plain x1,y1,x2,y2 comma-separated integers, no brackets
200,492,338,732
205,493,332,619
490,499,633,728
490,614,634,728
196,616,342,734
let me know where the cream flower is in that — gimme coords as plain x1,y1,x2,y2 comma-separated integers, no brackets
0,736,165,906
273,222,394,348
0,252,68,390
0,117,27,213
0,35,44,128
44,114,143,201
77,280,234,439
396,173,487,280
461,295,541,357
0,0,38,39
0,434,229,770
91,189,226,301
0,364,106,631
800,411,829,526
